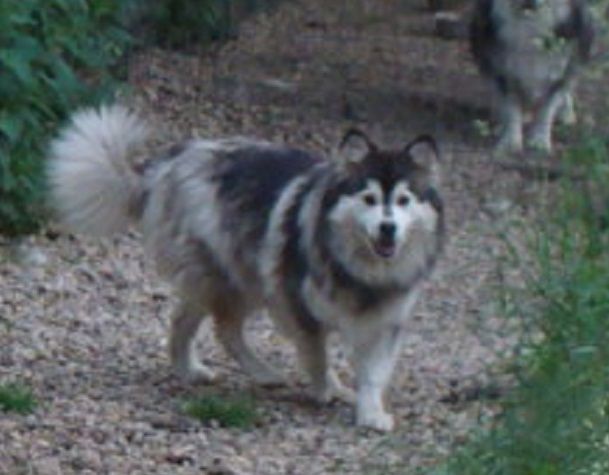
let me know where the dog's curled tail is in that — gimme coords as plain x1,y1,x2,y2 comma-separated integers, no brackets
49,105,149,236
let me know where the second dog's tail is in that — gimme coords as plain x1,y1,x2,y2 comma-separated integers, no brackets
48,105,149,236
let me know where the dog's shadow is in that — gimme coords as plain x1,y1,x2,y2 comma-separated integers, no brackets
123,362,353,429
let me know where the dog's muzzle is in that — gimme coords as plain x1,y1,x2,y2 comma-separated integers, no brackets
374,222,397,258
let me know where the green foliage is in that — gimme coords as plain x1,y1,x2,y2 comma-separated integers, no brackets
127,0,281,48
182,394,258,428
433,138,609,475
134,0,229,47
0,0,283,236
0,0,130,236
0,382,37,414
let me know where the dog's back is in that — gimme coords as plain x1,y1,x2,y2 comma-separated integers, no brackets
139,139,321,294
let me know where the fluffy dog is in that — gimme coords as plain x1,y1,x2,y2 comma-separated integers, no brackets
470,0,594,153
49,106,444,431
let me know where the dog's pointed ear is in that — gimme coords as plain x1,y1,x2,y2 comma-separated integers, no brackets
404,134,441,186
334,128,377,171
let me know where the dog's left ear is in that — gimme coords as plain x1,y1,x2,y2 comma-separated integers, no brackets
334,128,377,171
404,134,441,187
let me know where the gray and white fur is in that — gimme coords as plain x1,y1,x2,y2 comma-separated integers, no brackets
470,0,594,153
49,106,444,431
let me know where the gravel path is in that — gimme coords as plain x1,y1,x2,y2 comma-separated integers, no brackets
0,0,587,473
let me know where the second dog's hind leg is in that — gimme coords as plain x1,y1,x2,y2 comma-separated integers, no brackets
213,302,283,386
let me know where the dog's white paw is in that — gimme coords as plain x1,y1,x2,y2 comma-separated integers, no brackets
357,409,395,432
312,386,336,405
559,107,577,125
495,134,523,156
558,94,577,125
334,385,357,405
527,133,552,154
312,373,356,405
174,362,216,384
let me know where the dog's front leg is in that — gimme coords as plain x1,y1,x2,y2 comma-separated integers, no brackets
352,324,404,432
496,94,524,154
528,87,570,152
557,90,577,125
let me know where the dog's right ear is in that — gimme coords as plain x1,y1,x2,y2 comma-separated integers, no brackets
404,134,441,187
334,128,376,171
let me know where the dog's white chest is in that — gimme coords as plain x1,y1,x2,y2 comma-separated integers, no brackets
301,277,419,330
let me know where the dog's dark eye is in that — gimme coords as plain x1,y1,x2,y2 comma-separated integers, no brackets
363,194,377,206
397,195,410,206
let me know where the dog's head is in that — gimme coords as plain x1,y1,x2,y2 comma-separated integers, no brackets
326,129,443,267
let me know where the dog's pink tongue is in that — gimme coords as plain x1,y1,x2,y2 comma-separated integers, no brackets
374,241,396,258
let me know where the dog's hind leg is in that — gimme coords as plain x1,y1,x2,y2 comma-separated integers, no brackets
169,301,216,383
213,302,283,387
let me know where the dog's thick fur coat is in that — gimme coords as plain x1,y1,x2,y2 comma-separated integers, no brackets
49,106,444,431
470,0,594,153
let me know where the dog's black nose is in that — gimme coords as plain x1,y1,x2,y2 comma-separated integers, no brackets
379,222,396,239
521,0,540,10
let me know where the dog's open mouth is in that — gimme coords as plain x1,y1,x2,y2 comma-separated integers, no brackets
373,238,397,259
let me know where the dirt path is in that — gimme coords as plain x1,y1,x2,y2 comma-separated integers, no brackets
0,0,589,473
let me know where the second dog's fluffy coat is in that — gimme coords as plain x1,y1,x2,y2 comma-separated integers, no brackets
470,0,594,153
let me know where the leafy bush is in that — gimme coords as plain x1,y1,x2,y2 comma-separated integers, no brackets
0,0,286,237
432,138,609,475
126,0,283,48
0,0,130,236
127,0,229,47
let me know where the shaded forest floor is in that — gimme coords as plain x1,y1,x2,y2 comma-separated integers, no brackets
1,0,607,473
